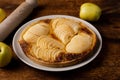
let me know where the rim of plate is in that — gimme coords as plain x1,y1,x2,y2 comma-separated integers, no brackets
12,15,102,72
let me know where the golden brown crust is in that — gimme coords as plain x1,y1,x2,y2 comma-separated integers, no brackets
18,18,97,67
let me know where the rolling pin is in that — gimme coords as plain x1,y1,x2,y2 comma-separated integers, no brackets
0,0,38,41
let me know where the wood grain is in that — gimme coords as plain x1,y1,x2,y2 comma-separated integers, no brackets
0,0,120,80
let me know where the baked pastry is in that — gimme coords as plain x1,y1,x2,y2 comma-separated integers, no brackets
19,18,97,67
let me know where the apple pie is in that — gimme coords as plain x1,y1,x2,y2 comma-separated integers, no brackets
18,18,97,67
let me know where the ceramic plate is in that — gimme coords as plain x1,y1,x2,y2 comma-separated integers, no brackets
12,15,102,72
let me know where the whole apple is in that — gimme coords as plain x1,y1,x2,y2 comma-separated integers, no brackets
79,3,101,21
0,42,12,67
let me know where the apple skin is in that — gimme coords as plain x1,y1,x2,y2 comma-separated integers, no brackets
80,3,101,21
0,8,6,22
0,42,12,67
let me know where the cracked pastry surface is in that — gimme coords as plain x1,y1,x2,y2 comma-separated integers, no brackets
19,18,97,67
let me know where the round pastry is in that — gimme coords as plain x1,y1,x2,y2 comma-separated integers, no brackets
18,18,97,67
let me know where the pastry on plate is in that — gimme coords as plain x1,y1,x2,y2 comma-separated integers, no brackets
18,18,97,67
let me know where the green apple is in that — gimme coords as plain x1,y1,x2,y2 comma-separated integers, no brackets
0,42,12,67
79,3,101,21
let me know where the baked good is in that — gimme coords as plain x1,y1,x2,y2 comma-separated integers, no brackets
18,18,97,67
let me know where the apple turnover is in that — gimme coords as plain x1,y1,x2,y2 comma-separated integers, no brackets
19,18,97,67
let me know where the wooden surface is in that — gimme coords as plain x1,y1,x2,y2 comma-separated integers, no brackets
0,0,120,80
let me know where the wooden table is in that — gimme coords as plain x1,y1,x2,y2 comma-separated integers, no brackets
0,0,120,80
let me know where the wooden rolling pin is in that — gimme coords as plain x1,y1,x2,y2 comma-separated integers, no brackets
0,0,38,41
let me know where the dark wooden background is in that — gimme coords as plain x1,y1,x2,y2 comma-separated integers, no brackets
0,0,120,80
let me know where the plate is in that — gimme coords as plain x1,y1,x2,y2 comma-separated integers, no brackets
12,15,102,72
